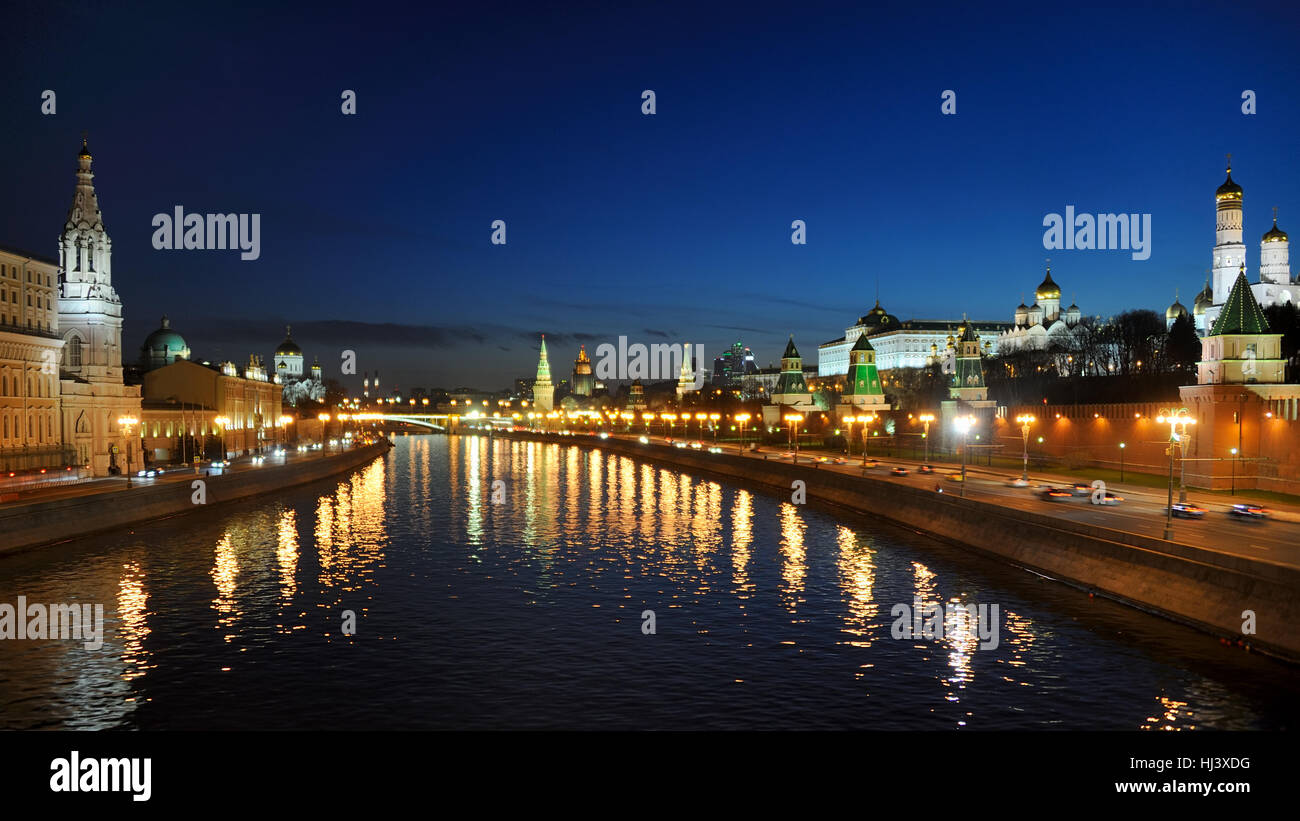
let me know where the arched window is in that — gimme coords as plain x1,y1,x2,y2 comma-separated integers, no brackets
66,335,82,368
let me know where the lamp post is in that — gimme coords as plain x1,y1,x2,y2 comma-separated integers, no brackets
695,412,707,440
709,412,721,442
662,412,676,439
117,415,138,487
918,413,934,466
1118,442,1125,482
1230,447,1238,495
843,415,857,457
318,412,331,451
1156,408,1195,539
856,414,876,467
1016,414,1035,481
214,415,230,462
642,413,654,436
736,413,750,453
784,413,803,463
953,414,975,497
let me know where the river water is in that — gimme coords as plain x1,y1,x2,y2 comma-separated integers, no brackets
1,434,1296,730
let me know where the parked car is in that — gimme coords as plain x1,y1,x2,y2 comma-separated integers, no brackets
1228,503,1269,519
1169,502,1206,519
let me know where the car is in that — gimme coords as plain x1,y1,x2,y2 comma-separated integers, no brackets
1094,492,1123,505
1039,487,1072,501
689,441,703,449
598,432,609,440
1006,477,1030,488
890,467,909,476
918,465,934,474
210,460,229,469
1169,503,1206,519
638,436,649,444
1228,503,1269,519
674,442,687,449
947,472,964,482
707,446,723,454
862,460,879,469
1068,483,1093,497
818,456,846,465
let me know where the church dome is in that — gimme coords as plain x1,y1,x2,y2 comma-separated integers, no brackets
1193,282,1213,315
1263,215,1288,243
143,316,186,352
1166,298,1188,320
1216,169,1242,200
276,325,303,357
78,136,92,159
1035,268,1061,300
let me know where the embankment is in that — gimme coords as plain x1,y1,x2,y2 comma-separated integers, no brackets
501,431,1300,662
0,440,392,554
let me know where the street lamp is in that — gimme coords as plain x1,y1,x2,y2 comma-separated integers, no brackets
1016,414,1035,481
116,415,138,487
918,413,934,466
214,415,230,462
953,414,976,497
784,413,803,463
843,415,857,457
662,412,676,439
709,413,721,441
1118,442,1126,482
1230,447,1238,496
1156,408,1195,538
318,412,331,451
695,412,708,440
855,414,876,467
735,412,751,452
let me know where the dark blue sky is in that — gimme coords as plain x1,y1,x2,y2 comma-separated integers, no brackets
2,0,1298,391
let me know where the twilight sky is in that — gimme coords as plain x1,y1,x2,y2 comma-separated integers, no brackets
1,0,1298,392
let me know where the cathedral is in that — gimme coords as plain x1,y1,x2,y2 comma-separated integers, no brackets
996,266,1085,354
1191,159,1299,334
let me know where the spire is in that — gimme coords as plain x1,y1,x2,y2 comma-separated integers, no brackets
535,334,552,381
1209,269,1271,335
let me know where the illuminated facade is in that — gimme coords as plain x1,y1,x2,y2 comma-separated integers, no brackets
55,138,143,475
531,335,554,412
0,248,63,470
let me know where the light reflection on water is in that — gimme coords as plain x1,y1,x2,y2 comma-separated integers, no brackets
0,434,1296,730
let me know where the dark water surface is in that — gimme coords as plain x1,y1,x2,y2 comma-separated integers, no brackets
1,434,1296,730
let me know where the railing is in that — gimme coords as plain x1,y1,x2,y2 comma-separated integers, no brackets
0,446,78,473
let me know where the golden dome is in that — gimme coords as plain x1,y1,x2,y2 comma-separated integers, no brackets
1035,268,1061,300
1264,210,1288,243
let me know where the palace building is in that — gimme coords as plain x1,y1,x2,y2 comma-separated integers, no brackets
818,300,1008,375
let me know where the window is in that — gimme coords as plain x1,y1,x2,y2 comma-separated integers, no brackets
66,336,82,368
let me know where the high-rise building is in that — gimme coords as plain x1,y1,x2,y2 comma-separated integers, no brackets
711,341,756,387
572,345,594,396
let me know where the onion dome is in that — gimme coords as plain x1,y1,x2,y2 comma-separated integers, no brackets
1035,267,1061,300
1263,208,1288,243
275,325,302,356
1216,161,1242,200
1193,279,1213,315
1166,294,1188,321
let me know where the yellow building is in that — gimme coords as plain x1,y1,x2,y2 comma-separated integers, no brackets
0,247,64,471
142,357,284,461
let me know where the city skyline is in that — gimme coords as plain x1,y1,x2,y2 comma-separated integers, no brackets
1,1,1298,388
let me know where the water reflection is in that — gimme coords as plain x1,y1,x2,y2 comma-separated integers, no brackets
117,561,151,683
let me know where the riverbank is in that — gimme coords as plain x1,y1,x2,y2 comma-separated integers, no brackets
0,439,393,554
494,429,1300,663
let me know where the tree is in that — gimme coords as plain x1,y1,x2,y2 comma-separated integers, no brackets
1104,309,1165,375
1165,313,1201,374
1263,302,1300,381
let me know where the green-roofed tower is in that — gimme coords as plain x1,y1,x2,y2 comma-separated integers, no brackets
1198,268,1286,385
773,335,810,397
950,321,988,401
839,333,891,417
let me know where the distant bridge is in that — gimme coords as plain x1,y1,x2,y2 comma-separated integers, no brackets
348,412,514,432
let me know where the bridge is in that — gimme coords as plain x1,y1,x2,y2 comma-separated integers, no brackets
348,412,514,432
